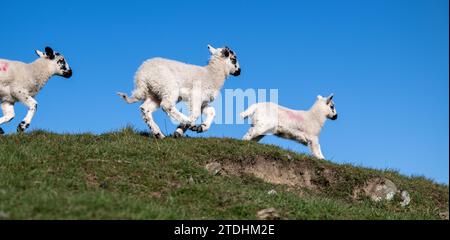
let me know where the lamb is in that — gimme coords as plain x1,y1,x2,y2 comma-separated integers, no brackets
0,47,72,134
118,44,241,138
240,94,338,159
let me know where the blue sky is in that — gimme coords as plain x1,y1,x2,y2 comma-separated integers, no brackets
1,0,448,183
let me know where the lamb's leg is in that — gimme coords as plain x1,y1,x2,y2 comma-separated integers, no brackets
190,105,215,133
174,99,202,137
308,138,325,159
242,127,267,142
16,96,37,133
140,98,164,139
160,99,191,127
0,102,15,135
317,144,325,159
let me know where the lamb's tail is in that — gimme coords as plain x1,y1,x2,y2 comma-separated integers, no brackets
240,104,258,120
117,92,139,104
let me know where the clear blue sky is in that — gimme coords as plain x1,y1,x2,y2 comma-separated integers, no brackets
1,0,448,183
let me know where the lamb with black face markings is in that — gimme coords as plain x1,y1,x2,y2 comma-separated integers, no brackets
0,47,72,134
118,44,241,139
240,94,338,159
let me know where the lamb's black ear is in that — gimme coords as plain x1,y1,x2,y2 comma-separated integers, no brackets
45,47,55,60
326,94,334,104
221,48,230,57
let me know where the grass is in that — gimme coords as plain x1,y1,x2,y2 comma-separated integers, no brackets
0,127,448,219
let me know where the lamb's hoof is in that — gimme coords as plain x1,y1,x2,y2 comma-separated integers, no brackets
190,124,207,133
17,121,29,133
154,133,165,139
0,127,4,135
178,123,191,130
173,123,190,138
173,127,186,138
173,131,184,138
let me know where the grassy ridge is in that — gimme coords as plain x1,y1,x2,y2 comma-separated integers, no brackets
0,128,448,219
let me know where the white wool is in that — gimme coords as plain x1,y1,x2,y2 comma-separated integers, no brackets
118,45,240,138
0,47,72,134
241,94,337,159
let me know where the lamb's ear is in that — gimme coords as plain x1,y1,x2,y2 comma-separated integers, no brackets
221,48,230,57
207,44,218,55
316,95,323,100
35,50,46,58
326,93,334,104
45,47,55,60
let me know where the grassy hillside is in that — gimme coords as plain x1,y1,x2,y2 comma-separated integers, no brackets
0,128,448,220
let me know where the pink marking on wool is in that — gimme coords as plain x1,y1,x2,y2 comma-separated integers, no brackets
0,62,8,72
286,110,304,122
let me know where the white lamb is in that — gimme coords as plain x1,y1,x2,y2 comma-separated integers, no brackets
118,44,241,138
240,94,338,159
0,47,72,134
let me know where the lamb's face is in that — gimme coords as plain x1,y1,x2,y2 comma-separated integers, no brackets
208,45,241,76
317,94,338,120
221,47,241,76
36,47,72,78
53,53,72,78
